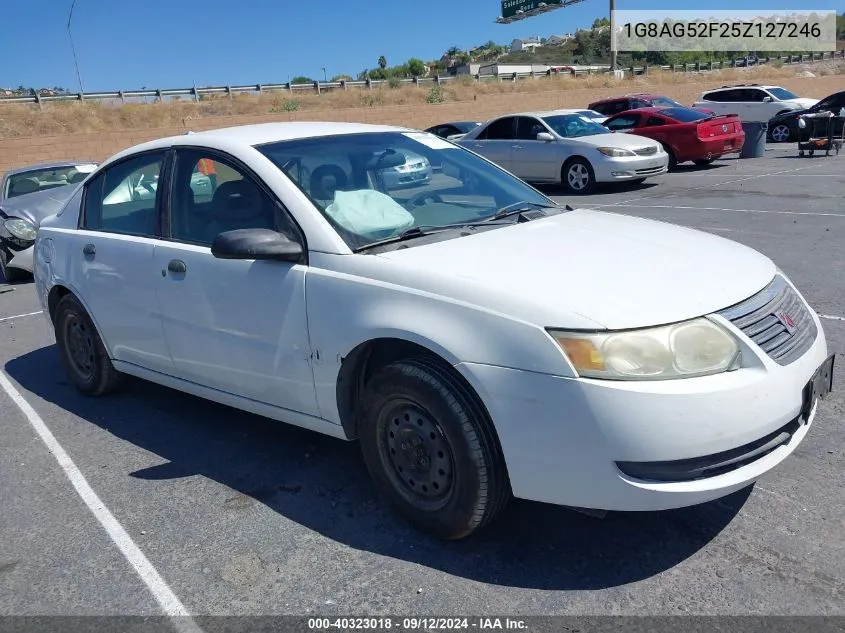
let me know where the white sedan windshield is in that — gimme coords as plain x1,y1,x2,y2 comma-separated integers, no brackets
541,114,611,138
256,131,554,249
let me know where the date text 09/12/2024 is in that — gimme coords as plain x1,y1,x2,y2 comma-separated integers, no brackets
307,617,528,630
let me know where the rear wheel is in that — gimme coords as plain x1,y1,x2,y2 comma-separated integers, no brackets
358,357,511,539
770,124,792,143
562,158,596,194
54,294,126,396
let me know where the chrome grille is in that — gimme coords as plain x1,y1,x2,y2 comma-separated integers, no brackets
633,146,658,156
718,274,817,365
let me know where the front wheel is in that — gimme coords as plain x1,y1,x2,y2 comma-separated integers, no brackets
770,124,792,143
562,158,596,194
358,357,511,540
54,294,127,396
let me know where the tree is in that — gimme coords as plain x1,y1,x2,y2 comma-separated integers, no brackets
331,74,353,82
290,76,314,84
592,17,610,29
378,55,387,69
407,58,426,77
446,46,461,57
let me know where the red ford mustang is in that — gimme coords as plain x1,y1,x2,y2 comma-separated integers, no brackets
602,106,745,169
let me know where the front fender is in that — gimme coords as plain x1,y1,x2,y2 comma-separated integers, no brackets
304,263,576,425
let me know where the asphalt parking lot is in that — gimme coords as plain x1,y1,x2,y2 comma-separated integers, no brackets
1,144,844,619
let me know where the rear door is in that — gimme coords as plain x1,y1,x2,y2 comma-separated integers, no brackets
462,117,517,172
68,149,174,374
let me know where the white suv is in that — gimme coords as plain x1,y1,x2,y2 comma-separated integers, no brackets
692,84,819,122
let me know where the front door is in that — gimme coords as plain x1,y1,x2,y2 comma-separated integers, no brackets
509,116,563,182
153,148,319,416
70,149,174,374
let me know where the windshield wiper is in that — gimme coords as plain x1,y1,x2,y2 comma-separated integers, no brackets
483,200,555,222
353,225,461,252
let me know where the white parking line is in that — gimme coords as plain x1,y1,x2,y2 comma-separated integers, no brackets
819,314,845,322
0,370,203,630
0,310,43,323
600,204,845,218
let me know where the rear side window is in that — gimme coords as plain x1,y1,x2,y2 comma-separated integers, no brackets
703,90,738,102
81,151,165,237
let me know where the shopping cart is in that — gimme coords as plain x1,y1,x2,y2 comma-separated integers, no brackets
797,112,844,157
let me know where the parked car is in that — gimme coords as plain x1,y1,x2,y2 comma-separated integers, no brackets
1,161,98,202
457,110,668,193
692,84,819,122
1,184,81,282
34,122,833,540
767,90,845,142
603,107,745,169
589,94,714,117
425,121,483,140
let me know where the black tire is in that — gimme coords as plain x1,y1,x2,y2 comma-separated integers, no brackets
693,158,716,166
54,293,126,396
358,356,511,540
0,248,29,283
662,144,678,170
561,158,596,194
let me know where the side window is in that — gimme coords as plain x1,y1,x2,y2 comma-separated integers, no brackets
169,150,296,247
591,103,610,115
483,117,516,140
704,90,734,102
645,117,666,127
515,117,547,140
747,89,767,102
81,151,164,237
605,114,640,131
630,99,649,109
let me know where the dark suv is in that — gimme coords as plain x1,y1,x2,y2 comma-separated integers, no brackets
588,93,714,117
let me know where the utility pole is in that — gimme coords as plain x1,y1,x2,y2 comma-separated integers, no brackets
68,0,85,95
322,67,328,82
609,0,617,70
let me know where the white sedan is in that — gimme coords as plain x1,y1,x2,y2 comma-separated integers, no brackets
33,122,833,539
457,109,668,193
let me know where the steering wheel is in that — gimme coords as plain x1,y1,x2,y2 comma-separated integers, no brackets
406,191,444,208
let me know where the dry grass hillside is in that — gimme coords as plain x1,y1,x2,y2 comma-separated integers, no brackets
1,62,843,175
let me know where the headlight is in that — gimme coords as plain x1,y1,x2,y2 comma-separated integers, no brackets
596,147,636,157
548,318,741,380
4,218,38,241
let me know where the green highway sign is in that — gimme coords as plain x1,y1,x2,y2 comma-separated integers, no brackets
497,0,584,23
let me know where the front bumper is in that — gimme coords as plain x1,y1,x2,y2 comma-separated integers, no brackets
592,153,669,182
454,305,829,512
1,239,35,273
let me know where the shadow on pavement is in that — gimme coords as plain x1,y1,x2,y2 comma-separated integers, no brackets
5,345,751,591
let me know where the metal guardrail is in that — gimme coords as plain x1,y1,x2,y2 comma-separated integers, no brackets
2,51,843,107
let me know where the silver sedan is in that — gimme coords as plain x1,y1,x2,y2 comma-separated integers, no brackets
457,110,668,194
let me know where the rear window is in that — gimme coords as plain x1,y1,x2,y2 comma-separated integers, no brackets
4,164,97,199
659,107,711,123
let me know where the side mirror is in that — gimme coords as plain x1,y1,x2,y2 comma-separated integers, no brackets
211,228,303,262
536,132,555,142
763,96,773,102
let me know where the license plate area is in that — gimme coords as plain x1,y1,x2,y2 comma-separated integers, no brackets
800,354,835,423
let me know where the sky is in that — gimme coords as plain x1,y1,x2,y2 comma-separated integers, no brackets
1,0,841,92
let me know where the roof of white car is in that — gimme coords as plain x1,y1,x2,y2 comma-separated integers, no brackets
706,84,783,91
106,121,417,163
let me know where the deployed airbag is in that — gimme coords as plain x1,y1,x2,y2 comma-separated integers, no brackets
325,189,415,238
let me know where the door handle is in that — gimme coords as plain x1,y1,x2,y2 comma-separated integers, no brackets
82,243,95,257
167,259,187,274
512,144,522,149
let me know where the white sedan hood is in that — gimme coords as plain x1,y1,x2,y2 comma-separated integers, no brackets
570,132,660,150
376,209,776,330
